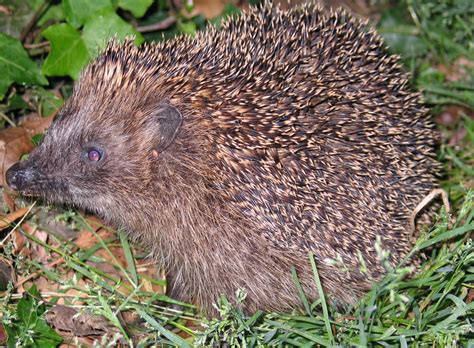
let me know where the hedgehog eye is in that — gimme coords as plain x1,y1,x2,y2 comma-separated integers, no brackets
85,147,104,162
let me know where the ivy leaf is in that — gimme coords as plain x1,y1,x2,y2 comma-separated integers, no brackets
6,285,62,348
42,23,90,79
37,4,65,26
118,0,154,18
0,33,47,100
177,20,197,36
30,87,64,117
63,0,113,28
82,10,144,58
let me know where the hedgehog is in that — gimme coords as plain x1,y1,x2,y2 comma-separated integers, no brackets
6,3,439,316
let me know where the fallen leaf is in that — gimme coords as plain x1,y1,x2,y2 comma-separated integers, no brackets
33,276,55,294
28,227,49,261
75,228,115,250
192,0,226,19
0,207,29,230
448,127,467,146
0,6,11,15
2,191,15,211
436,57,474,82
0,114,53,186
19,113,54,135
86,261,122,280
0,127,33,186
0,257,14,291
85,215,107,230
45,305,119,337
0,324,6,345
137,260,165,294
120,310,140,326
467,288,474,304
436,105,474,127
59,274,89,305
12,229,26,255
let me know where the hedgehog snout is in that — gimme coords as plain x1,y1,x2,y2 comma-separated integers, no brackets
6,162,45,194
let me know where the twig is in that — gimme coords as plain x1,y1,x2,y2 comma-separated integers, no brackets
26,46,50,57
29,47,50,56
24,41,50,49
409,188,450,235
0,111,17,127
137,16,176,33
15,257,65,288
20,0,50,43
0,202,36,247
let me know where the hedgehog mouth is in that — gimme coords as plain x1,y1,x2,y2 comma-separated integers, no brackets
16,182,50,197
5,162,69,203
17,189,38,197
18,182,76,208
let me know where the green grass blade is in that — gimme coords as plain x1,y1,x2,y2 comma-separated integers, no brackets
309,253,335,344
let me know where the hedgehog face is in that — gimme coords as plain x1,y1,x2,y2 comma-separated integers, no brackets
5,113,126,210
5,96,182,217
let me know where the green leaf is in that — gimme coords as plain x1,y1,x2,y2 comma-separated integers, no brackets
14,285,63,348
177,20,197,36
63,0,113,28
30,319,63,348
377,6,428,58
118,0,154,18
37,4,65,26
0,33,47,100
17,288,38,324
42,23,90,79
7,93,30,111
31,133,44,146
82,10,144,58
30,87,64,117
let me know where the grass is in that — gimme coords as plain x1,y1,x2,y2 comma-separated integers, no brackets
1,212,200,346
1,0,474,346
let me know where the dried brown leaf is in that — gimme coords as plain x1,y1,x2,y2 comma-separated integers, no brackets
0,257,14,291
0,127,33,186
12,229,26,255
467,288,474,304
192,0,226,19
436,105,474,127
0,207,29,230
436,57,474,82
448,127,467,146
45,305,119,337
75,228,115,250
19,113,54,135
0,114,53,186
0,6,10,15
2,191,16,211
0,324,6,345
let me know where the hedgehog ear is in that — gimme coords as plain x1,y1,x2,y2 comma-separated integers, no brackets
153,104,182,152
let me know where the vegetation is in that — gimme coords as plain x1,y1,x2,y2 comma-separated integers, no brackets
0,0,472,346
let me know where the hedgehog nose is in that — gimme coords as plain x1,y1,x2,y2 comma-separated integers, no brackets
6,162,38,192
